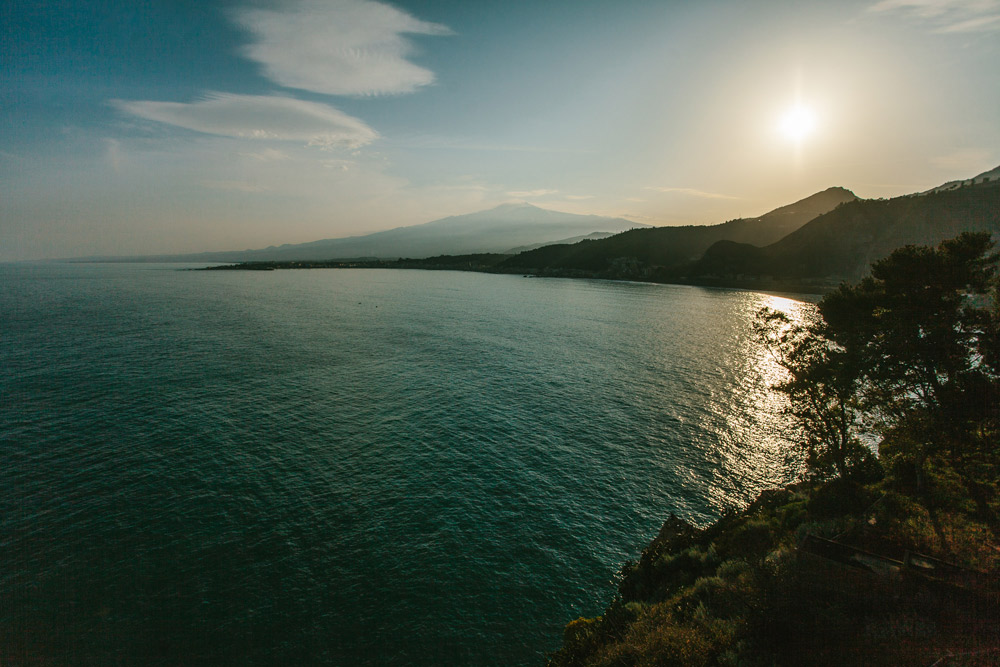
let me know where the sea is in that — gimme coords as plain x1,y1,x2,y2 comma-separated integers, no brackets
1,262,813,665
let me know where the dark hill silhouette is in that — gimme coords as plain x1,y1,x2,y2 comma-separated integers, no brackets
688,178,1000,288
498,187,857,276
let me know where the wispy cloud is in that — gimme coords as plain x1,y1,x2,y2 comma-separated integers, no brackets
321,158,355,171
232,0,451,96
114,94,378,149
565,194,595,200
428,182,491,193
506,189,558,198
867,0,1000,31
936,13,1000,29
645,186,737,200
239,148,292,162
202,180,270,193
391,134,592,153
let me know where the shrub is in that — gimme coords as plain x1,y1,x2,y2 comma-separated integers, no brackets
713,518,781,561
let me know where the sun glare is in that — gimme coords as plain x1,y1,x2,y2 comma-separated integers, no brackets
779,106,817,142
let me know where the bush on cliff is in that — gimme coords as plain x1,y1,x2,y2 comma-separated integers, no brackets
546,233,1000,666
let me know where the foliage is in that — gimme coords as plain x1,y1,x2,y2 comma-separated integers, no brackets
547,233,1000,667
820,231,998,423
755,308,872,479
758,231,999,484
548,474,1000,667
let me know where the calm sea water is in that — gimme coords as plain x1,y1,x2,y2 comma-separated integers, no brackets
1,263,811,665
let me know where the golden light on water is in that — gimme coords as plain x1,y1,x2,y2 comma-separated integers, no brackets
757,294,806,388
701,293,815,514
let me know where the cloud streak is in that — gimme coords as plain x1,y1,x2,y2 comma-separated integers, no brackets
506,189,558,198
867,0,1000,31
232,0,451,96
645,186,737,200
239,148,292,162
114,94,378,148
936,13,1000,30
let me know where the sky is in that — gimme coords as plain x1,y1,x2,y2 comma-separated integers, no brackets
2,0,999,260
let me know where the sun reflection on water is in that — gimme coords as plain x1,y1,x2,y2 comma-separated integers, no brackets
699,292,815,517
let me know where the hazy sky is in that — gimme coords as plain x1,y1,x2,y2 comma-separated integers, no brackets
3,0,999,260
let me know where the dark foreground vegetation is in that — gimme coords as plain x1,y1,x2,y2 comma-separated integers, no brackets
546,233,1000,666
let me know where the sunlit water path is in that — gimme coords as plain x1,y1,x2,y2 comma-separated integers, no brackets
1,263,811,665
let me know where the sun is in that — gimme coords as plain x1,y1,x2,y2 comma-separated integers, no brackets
779,105,817,142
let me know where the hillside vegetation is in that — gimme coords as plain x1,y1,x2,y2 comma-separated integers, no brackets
690,180,1000,288
546,233,1000,666
502,182,999,294
498,188,855,281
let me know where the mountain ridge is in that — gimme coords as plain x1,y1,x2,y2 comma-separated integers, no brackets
76,166,1000,289
925,164,1000,193
687,176,1000,288
497,186,858,275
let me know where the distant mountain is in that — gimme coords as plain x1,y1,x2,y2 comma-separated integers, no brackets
87,203,646,263
688,175,1000,289
498,187,857,275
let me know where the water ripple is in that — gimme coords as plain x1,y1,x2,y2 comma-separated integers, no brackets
0,264,812,665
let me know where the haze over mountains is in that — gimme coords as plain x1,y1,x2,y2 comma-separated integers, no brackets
499,186,858,276
93,165,1000,296
496,166,1000,291
687,173,1000,287
100,204,645,263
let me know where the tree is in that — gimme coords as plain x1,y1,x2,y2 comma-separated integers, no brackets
820,232,998,424
759,232,999,489
821,233,998,495
755,308,872,479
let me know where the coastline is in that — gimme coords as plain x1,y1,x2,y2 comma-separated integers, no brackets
199,259,833,298
545,476,999,666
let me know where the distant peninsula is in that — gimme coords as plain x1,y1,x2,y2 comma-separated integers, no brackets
201,253,512,273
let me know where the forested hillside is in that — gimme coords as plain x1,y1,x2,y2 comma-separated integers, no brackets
500,181,999,294
689,180,1000,288
497,188,856,279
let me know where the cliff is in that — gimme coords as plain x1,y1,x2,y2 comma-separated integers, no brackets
546,476,999,666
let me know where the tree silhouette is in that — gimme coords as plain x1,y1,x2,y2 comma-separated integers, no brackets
759,232,999,493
